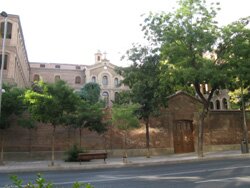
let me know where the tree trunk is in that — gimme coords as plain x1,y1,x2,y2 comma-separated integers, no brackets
241,86,249,153
198,107,206,158
51,125,56,166
29,129,32,155
193,83,215,158
0,131,4,164
123,131,128,163
145,118,150,158
79,128,82,149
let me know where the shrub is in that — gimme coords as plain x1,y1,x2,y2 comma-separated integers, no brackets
65,144,86,162
5,174,94,188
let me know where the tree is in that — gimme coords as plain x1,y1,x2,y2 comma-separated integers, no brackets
24,80,80,166
0,85,25,164
142,0,230,157
71,82,108,148
119,45,171,157
111,90,132,105
112,103,140,162
79,82,101,105
220,17,250,152
67,100,108,148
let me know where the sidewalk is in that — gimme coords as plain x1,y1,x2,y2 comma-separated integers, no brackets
0,150,249,173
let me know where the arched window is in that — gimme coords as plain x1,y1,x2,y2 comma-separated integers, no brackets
55,75,60,82
0,54,8,70
91,76,96,83
216,100,220,110
33,74,40,82
209,102,214,110
222,98,228,109
75,76,81,84
114,78,119,87
1,22,12,39
102,92,109,106
114,92,119,102
102,75,108,85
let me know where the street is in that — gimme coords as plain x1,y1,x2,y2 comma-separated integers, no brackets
1,158,250,188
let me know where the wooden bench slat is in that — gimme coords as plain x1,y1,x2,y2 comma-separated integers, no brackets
77,152,107,162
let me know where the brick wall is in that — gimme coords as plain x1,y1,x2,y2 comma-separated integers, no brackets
1,92,249,155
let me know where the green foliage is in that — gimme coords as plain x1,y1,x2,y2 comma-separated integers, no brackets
9,174,52,188
67,100,108,134
112,91,132,105
18,117,36,130
9,175,23,188
6,174,94,188
141,0,229,107
24,80,80,126
228,87,250,110
65,144,86,162
112,104,140,131
72,182,94,188
0,85,25,130
220,17,250,108
120,45,171,120
79,82,101,104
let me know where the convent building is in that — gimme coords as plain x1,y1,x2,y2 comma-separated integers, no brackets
0,14,229,109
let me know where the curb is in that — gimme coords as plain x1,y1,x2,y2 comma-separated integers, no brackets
0,153,249,173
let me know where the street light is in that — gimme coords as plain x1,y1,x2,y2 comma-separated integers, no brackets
0,11,8,120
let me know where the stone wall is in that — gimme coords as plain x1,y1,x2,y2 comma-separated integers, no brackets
2,117,172,153
204,110,246,146
1,92,249,157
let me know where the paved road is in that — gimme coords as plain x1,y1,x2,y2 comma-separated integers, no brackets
1,158,250,188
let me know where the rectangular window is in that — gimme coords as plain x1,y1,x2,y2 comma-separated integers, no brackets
1,22,12,39
55,65,60,69
76,66,81,70
40,64,45,68
0,54,8,70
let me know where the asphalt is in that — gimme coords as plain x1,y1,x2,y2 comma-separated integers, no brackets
0,150,249,173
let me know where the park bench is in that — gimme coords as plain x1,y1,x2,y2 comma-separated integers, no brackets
77,152,108,163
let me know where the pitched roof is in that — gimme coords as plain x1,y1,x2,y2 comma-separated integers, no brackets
167,90,203,104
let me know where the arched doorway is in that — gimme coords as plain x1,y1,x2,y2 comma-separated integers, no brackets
102,91,109,107
173,120,195,153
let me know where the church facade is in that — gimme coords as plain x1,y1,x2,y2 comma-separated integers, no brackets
29,51,129,106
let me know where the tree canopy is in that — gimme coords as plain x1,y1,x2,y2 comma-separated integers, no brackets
79,82,101,105
0,85,25,129
24,80,80,125
221,17,250,104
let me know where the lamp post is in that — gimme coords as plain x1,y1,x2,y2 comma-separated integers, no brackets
0,11,8,119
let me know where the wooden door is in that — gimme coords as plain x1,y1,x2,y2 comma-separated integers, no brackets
173,120,194,153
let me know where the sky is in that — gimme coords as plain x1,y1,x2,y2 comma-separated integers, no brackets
2,0,250,67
